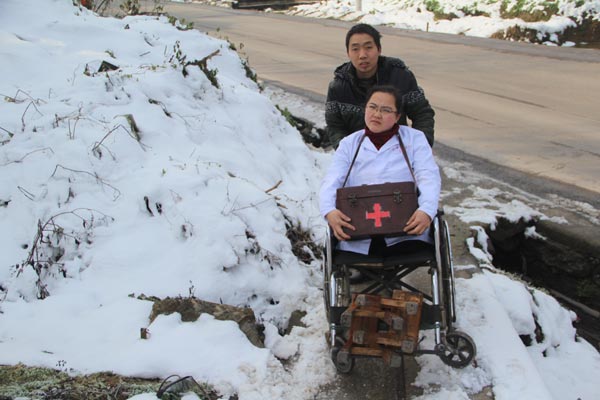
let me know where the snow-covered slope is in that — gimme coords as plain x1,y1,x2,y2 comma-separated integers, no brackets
1,1,599,400
0,1,332,398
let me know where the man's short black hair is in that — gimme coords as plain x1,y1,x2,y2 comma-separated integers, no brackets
345,23,382,51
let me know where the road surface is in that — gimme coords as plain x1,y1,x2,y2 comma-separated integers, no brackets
160,2,600,200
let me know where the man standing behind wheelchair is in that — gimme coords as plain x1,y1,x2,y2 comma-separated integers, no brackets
320,85,441,257
325,23,435,148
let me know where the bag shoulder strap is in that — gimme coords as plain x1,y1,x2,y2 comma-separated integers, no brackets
396,133,418,190
340,131,418,191
341,134,366,188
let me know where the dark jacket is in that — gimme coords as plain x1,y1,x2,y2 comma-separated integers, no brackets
325,56,435,148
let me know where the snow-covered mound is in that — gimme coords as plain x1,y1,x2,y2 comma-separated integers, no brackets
2,2,600,400
0,1,332,398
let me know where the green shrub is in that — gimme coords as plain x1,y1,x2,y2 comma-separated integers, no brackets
424,0,459,20
500,0,558,22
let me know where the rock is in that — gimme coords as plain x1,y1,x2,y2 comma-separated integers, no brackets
285,310,307,335
141,295,264,348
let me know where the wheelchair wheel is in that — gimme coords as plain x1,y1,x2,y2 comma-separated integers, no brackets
323,266,331,321
331,337,354,374
439,331,476,368
440,218,457,328
322,229,333,322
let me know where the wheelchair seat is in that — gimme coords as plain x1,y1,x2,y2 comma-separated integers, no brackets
333,247,435,268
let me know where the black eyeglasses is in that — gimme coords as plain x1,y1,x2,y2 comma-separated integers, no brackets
366,103,397,115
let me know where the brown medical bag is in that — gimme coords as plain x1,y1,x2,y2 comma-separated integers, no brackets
336,182,417,240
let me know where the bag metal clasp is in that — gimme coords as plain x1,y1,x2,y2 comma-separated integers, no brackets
393,191,403,204
348,194,357,207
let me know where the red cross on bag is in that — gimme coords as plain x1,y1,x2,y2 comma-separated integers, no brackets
366,203,391,227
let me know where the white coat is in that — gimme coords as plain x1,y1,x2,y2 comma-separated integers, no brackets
320,125,441,255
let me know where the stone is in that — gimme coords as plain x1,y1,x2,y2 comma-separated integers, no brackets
141,295,264,348
285,309,307,335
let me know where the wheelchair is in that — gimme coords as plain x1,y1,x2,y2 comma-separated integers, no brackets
323,210,476,374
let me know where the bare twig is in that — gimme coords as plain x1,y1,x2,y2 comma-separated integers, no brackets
13,208,114,299
68,106,84,139
121,114,141,142
18,186,36,201
148,98,172,117
21,101,44,132
68,118,78,139
144,196,154,216
18,209,112,274
265,180,282,194
70,65,79,86
1,93,21,103
183,49,221,87
226,198,272,215
1,147,54,167
110,115,149,151
1,126,15,136
91,142,117,161
92,122,148,155
50,164,122,200
2,89,45,105
53,108,85,132
221,181,233,215
92,125,123,154
0,126,14,145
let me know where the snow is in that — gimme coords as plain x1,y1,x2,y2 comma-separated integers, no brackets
283,0,600,46
1,1,599,400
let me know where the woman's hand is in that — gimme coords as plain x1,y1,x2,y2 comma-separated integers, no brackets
326,209,355,241
404,210,431,235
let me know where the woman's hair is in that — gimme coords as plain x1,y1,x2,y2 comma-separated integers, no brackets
365,85,404,114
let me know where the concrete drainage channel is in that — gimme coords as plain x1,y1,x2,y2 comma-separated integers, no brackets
484,217,600,349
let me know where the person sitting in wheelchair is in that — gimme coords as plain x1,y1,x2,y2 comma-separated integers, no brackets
320,84,441,257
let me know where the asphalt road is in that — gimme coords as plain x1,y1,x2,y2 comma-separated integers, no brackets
160,2,600,200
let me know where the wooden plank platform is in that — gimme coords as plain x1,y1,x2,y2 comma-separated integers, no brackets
341,290,424,366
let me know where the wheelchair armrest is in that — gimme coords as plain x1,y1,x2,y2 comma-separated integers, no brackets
325,224,340,248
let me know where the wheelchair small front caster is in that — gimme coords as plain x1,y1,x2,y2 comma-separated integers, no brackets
439,330,476,368
331,337,354,374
